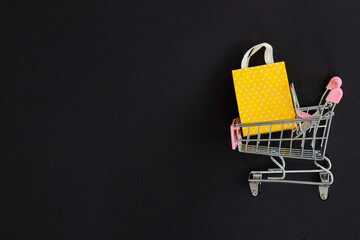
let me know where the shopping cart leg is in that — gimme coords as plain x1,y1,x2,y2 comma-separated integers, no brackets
315,156,333,200
319,172,330,200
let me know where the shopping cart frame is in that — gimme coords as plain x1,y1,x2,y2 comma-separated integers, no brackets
230,77,343,200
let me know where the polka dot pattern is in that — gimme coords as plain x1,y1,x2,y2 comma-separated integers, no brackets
232,62,296,136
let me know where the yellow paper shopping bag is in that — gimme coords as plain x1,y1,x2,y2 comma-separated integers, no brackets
232,43,296,136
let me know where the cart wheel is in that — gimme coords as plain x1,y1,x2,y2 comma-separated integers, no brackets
249,173,262,197
319,172,330,201
318,186,329,200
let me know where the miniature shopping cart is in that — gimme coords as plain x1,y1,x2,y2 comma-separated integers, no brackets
230,77,343,200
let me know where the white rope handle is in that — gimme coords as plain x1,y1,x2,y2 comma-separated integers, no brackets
241,43,274,69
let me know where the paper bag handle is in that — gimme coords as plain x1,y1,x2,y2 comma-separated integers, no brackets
241,43,274,69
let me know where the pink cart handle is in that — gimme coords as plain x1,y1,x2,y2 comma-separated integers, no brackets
326,87,343,103
326,76,342,90
230,119,239,150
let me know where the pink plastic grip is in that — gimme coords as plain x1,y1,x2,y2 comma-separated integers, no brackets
326,76,342,90
326,87,343,103
230,119,239,150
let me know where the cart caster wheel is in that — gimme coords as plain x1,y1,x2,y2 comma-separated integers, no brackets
319,186,329,200
249,173,262,197
319,172,330,200
249,182,259,196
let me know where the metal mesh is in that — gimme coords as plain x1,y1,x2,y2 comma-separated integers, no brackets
235,103,335,160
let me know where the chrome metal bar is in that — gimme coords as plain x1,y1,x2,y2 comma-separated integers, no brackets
256,125,260,153
240,137,327,142
312,104,327,148
267,124,272,153
245,127,250,152
315,156,334,184
319,89,329,105
299,105,324,112
301,121,307,158
251,169,326,174
278,123,284,155
290,122,294,156
238,145,324,160
321,105,336,158
268,156,285,179
248,179,331,186
320,118,329,149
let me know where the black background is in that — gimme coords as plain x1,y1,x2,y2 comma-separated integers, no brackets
2,0,360,239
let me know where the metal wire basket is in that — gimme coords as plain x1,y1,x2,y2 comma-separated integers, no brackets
230,77,343,200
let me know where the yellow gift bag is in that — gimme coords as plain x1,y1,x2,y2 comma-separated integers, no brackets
232,43,296,136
